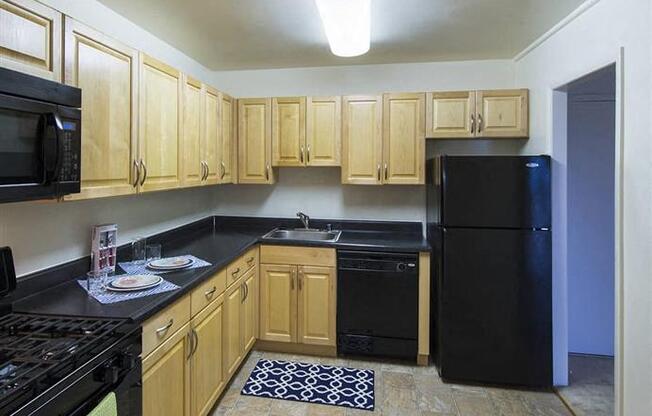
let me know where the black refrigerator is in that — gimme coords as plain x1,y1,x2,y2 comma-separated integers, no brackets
427,155,552,387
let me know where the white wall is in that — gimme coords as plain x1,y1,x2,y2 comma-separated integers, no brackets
0,0,217,277
567,83,615,356
514,0,651,412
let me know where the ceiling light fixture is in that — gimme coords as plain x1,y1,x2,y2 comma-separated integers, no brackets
315,0,371,57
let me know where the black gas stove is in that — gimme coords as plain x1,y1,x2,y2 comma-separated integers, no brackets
0,248,142,416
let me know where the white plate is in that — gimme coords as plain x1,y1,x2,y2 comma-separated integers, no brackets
147,257,194,270
110,274,162,289
106,279,162,292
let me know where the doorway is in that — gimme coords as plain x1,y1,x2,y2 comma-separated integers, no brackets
553,64,616,416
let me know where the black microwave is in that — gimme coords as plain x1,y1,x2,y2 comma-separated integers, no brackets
0,67,81,203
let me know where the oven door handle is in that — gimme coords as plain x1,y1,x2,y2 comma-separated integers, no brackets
42,112,64,184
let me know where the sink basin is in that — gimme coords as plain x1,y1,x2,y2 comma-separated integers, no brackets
262,228,342,242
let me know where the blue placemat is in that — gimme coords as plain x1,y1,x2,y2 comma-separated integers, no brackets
77,276,180,304
118,255,211,275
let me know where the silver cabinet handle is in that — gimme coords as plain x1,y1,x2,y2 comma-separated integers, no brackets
132,160,140,187
232,268,240,277
377,164,381,181
204,286,217,298
265,164,270,181
201,162,207,180
298,269,303,291
191,328,199,357
156,319,173,336
240,283,245,303
204,162,210,180
186,331,193,359
307,144,310,163
384,163,388,181
300,146,304,163
470,114,475,134
243,281,249,302
139,159,147,186
220,161,226,180
477,113,483,133
246,256,255,266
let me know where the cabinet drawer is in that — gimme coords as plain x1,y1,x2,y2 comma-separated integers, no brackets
227,246,258,286
142,295,191,358
191,269,226,317
260,245,335,267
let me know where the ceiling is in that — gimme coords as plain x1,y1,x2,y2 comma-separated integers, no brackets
97,0,586,71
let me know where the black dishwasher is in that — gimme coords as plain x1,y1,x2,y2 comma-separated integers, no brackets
337,250,418,359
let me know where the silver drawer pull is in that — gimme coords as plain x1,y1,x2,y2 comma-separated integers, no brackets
205,286,217,298
246,257,255,265
156,319,174,335
231,268,240,276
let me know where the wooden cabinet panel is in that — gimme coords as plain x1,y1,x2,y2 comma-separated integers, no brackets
425,91,475,139
190,269,226,317
238,98,274,184
181,76,203,187
220,93,235,183
0,0,61,80
342,95,383,185
383,93,425,185
260,245,336,267
63,18,138,200
223,278,243,379
476,89,529,138
241,268,258,352
272,97,306,167
306,96,341,166
259,264,296,343
297,266,335,346
190,297,225,416
142,324,190,416
203,86,220,185
139,54,182,192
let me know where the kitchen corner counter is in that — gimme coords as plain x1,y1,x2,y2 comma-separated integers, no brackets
10,216,429,323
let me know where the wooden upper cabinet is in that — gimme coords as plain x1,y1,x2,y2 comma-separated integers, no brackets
306,96,341,166
181,76,203,187
341,95,383,185
259,264,296,344
297,266,336,346
383,93,425,185
476,89,529,138
272,97,306,167
63,18,138,200
139,54,182,192
219,93,235,184
426,91,475,139
238,98,274,184
203,86,220,185
0,0,62,81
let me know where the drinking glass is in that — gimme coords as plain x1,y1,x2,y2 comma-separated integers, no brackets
86,269,108,295
146,243,162,261
131,236,147,264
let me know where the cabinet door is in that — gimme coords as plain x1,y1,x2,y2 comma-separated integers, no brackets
259,264,296,343
476,89,529,138
0,0,61,80
223,278,243,379
181,76,203,187
342,95,383,185
63,18,138,200
203,86,220,185
190,297,224,416
241,268,258,353
272,97,306,166
306,96,341,166
139,54,181,192
142,324,191,416
238,98,274,184
382,93,425,185
219,93,235,183
297,266,336,346
425,91,475,139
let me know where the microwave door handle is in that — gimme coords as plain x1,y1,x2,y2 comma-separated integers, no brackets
42,113,64,184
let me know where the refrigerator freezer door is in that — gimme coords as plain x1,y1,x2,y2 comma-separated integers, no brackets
441,156,551,228
438,227,552,387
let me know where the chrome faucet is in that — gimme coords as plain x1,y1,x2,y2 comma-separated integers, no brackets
297,212,310,229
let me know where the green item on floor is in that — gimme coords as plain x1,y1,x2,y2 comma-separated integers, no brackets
87,392,117,416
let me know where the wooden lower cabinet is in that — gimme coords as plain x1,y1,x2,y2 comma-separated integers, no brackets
297,266,336,346
259,264,296,343
142,323,191,416
242,269,258,352
190,295,225,416
222,278,243,379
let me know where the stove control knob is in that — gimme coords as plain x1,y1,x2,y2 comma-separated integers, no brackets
118,353,136,370
95,364,120,384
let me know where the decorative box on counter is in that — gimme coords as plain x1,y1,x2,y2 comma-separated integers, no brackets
91,224,117,274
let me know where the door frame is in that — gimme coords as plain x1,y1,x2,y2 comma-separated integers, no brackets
549,48,624,415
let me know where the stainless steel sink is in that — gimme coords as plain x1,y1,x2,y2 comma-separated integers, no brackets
262,228,342,242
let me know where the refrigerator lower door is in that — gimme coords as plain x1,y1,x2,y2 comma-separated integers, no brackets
439,227,552,387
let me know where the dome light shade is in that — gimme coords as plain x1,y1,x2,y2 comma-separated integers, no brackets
315,0,371,57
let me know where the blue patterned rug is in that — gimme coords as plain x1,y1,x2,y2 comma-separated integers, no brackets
241,359,375,411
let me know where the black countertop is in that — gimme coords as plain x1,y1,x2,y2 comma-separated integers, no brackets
9,216,429,323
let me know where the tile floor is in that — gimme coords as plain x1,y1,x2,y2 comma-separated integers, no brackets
556,354,614,416
210,351,573,416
